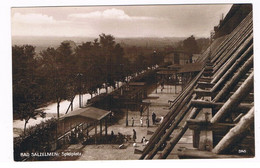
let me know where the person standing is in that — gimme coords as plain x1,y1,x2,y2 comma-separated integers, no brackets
139,104,144,116
152,112,156,125
131,117,134,127
133,129,137,142
140,117,143,127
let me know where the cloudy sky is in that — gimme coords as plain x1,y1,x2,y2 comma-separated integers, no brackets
11,4,232,38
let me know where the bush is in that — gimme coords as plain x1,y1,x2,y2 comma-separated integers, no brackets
14,118,58,161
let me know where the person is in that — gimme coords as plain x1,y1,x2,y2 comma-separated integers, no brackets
152,112,156,125
140,117,143,127
139,104,144,116
141,136,147,146
160,116,164,124
161,81,164,92
131,117,134,127
133,129,137,142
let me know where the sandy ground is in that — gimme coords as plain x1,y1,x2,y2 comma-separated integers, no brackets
62,85,183,161
17,84,192,161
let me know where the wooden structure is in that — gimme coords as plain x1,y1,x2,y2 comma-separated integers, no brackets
156,62,203,93
111,82,148,110
139,8,254,159
58,107,111,144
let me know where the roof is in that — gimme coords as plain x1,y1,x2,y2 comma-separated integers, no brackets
177,63,204,73
129,82,146,86
61,106,111,121
157,63,203,75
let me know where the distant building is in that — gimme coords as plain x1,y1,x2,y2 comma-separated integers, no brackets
164,51,192,65
192,54,200,63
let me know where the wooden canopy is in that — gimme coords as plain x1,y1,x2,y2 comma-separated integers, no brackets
157,63,203,75
61,107,111,122
128,82,146,86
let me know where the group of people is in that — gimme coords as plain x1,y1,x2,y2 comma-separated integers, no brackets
130,116,146,127
131,112,157,127
132,129,149,146
69,126,84,144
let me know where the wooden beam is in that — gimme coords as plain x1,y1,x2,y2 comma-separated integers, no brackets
211,71,254,123
213,55,253,102
198,77,212,83
158,108,201,159
230,92,254,100
145,95,195,159
211,44,253,93
187,119,235,131
212,29,253,80
191,100,252,112
210,12,252,64
212,107,254,154
139,70,204,160
197,82,215,89
194,89,215,97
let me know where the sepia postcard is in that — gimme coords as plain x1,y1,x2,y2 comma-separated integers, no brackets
11,3,254,162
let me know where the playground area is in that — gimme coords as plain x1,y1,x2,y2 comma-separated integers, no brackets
51,85,183,161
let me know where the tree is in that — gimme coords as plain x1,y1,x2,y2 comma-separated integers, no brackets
99,34,116,91
136,52,146,71
40,43,76,118
12,45,46,133
183,35,200,62
183,35,200,54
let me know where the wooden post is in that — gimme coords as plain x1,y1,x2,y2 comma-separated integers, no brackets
100,120,102,136
175,73,178,94
155,75,158,93
181,73,184,91
126,104,129,126
105,118,108,136
95,122,97,144
63,120,65,145
198,110,213,151
147,105,150,127
193,129,200,148
212,107,254,154
86,123,89,136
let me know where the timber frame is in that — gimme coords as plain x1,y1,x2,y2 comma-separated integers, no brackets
139,9,254,159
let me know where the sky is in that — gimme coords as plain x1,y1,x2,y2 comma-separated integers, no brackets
11,4,232,38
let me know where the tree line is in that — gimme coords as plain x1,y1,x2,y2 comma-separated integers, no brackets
12,33,164,132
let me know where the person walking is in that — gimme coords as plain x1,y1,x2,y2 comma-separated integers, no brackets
133,129,137,142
